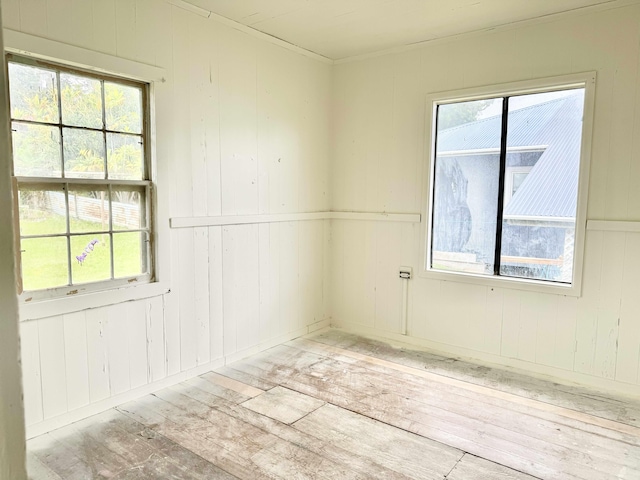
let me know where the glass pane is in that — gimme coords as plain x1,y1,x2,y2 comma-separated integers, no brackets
18,187,67,236
114,231,148,278
8,62,58,123
63,128,105,179
107,133,143,180
12,122,61,177
68,187,110,233
71,234,111,284
21,237,69,290
112,187,146,230
500,89,585,283
431,98,503,275
105,82,143,134
60,73,102,129
512,172,528,196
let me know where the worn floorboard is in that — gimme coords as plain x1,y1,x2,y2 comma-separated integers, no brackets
27,329,640,479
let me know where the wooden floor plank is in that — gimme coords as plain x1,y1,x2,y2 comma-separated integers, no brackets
27,330,640,480
201,371,265,398
240,386,325,424
26,452,64,480
173,382,422,480
287,346,640,470
307,331,640,428
447,454,538,480
293,403,463,480
225,353,568,479
225,342,637,479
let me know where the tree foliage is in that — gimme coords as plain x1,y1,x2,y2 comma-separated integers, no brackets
438,99,492,130
9,63,142,181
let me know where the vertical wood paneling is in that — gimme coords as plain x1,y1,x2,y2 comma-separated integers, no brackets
171,6,195,219
91,0,117,55
500,290,522,360
258,223,275,341
178,228,196,371
45,0,91,47
575,231,603,375
219,27,258,216
269,223,282,336
208,226,224,360
374,223,402,332
554,296,579,371
616,233,640,384
299,221,324,326
85,308,110,403
163,290,181,377
193,227,211,365
593,232,625,379
279,222,300,334
322,219,332,321
113,0,136,61
146,296,166,383
341,221,376,328
222,224,260,355
483,287,504,355
126,301,148,389
188,15,215,218
62,311,90,411
18,0,47,36
106,303,130,395
1,0,21,29
19,321,43,426
38,316,68,419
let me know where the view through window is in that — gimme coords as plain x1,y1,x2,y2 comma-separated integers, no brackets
7,55,152,293
429,87,586,284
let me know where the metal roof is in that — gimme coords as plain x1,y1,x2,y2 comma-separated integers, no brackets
436,92,584,220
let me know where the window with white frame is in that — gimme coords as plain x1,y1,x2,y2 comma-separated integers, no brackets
426,76,593,290
7,54,153,296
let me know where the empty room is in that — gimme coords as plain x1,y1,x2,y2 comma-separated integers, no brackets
2,0,640,478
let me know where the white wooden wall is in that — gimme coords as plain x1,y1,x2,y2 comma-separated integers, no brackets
330,5,640,394
1,0,332,437
6,0,640,439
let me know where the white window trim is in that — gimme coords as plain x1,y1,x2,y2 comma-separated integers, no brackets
419,72,596,297
4,30,171,320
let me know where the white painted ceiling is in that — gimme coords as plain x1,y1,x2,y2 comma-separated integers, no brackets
185,0,619,60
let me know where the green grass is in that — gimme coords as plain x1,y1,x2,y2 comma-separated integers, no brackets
20,214,145,291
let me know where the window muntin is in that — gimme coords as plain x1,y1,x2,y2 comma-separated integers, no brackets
7,55,152,295
429,87,586,286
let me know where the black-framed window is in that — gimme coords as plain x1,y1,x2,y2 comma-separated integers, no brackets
7,54,153,295
428,87,586,285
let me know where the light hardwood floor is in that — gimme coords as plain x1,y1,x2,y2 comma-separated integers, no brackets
27,329,640,479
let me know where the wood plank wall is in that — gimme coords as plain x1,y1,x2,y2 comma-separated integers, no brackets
330,5,640,394
1,0,332,437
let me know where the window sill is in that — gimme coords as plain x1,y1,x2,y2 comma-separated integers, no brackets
417,268,581,297
19,281,170,321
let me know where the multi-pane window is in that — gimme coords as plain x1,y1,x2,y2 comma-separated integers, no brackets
7,55,153,295
428,85,588,286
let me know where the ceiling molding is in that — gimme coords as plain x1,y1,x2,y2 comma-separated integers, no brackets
165,0,333,65
169,0,638,65
166,0,211,18
333,0,638,64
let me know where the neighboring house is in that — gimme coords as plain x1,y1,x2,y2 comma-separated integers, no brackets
433,92,584,282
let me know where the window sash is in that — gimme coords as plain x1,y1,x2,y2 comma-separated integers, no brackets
428,88,585,285
7,53,154,297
